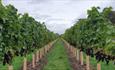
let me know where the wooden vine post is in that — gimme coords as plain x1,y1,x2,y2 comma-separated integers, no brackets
46,45,48,53
77,49,79,61
42,47,44,57
70,45,71,52
49,43,51,50
44,46,46,56
41,48,43,58
86,55,90,70
73,47,75,56
23,57,27,70
67,43,69,49
8,65,13,70
43,47,45,57
47,45,49,51
32,54,35,68
74,48,76,57
74,48,77,58
69,45,71,51
49,44,50,50
36,51,38,63
45,46,46,54
71,46,72,54
80,51,83,65
73,47,75,57
48,44,50,50
97,63,101,70
47,45,48,52
72,47,74,56
71,46,72,52
38,50,40,61
48,44,50,51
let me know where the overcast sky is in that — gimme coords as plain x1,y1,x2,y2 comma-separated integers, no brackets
2,0,115,34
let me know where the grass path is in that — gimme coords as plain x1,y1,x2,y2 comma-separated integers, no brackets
43,40,72,70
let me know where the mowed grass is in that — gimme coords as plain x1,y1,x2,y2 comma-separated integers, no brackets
83,53,115,70
43,41,72,70
0,53,33,70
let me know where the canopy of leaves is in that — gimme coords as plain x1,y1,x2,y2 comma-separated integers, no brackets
63,7,115,55
0,1,58,62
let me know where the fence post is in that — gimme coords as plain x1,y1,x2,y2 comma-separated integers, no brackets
23,57,27,70
32,54,35,68
97,63,101,70
8,65,13,70
86,55,90,70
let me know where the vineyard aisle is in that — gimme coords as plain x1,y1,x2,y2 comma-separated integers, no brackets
43,40,85,70
43,40,73,70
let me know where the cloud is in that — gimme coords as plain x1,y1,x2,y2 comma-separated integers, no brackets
29,0,48,4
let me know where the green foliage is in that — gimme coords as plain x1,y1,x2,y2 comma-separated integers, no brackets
63,7,115,55
0,1,57,64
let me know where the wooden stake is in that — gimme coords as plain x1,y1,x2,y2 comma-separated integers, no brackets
74,48,77,57
32,54,35,68
68,44,69,48
72,46,73,54
80,51,83,65
8,65,13,70
44,47,46,56
67,44,69,49
41,48,43,58
38,50,40,61
70,46,72,52
39,49,41,60
97,63,101,70
73,47,75,56
23,58,27,70
47,45,48,52
48,44,50,50
43,47,45,56
72,47,74,56
86,55,90,70
45,46,46,53
77,49,79,61
36,51,38,62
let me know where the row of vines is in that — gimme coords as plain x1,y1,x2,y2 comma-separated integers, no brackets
0,0,57,66
63,7,115,65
